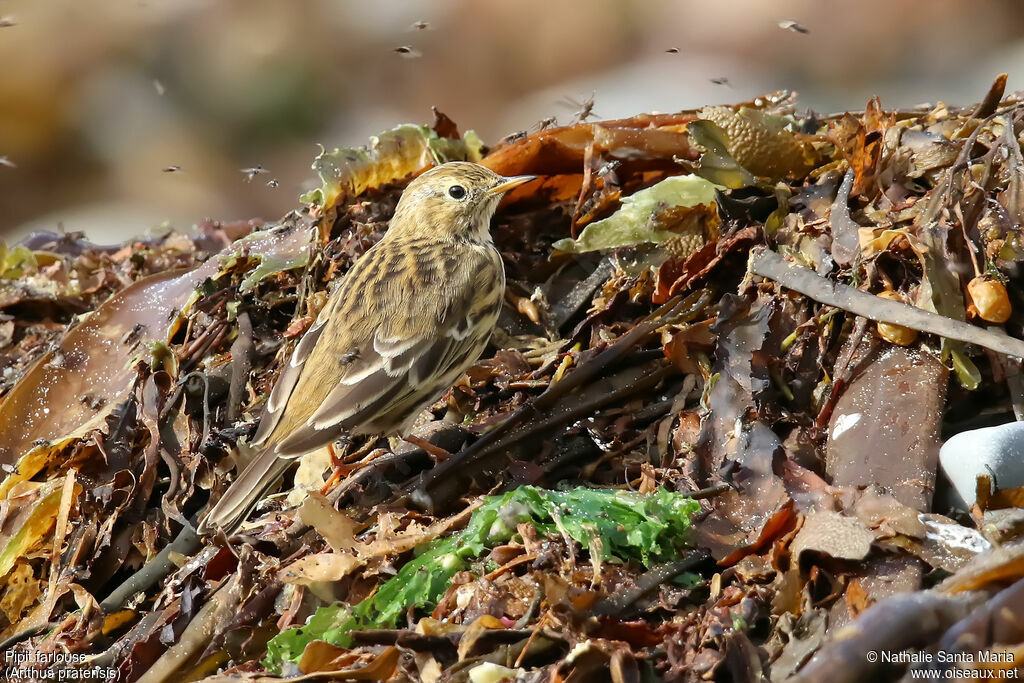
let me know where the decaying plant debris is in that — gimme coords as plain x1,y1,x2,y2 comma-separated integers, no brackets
4,78,1024,681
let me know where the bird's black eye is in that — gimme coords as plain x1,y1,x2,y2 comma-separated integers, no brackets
447,184,467,200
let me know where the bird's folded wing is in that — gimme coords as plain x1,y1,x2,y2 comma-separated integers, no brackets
264,325,486,457
283,316,485,450
255,304,497,458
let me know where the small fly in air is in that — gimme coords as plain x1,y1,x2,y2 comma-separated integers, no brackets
393,46,422,59
778,20,809,34
0,16,16,28
710,77,731,86
0,156,16,169
560,92,597,124
162,165,182,173
266,179,279,188
153,79,166,96
411,21,430,30
665,47,679,54
241,166,268,182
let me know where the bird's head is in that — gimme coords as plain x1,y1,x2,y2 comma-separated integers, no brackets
388,161,535,241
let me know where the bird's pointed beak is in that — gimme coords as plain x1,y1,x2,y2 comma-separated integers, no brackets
486,174,536,196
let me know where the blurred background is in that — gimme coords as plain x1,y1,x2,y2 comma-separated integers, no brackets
3,0,1024,244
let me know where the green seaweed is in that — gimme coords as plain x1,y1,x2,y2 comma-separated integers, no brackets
264,486,700,671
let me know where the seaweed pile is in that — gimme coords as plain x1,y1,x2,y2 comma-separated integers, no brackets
3,81,1024,681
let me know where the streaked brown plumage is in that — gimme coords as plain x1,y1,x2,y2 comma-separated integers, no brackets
199,162,533,534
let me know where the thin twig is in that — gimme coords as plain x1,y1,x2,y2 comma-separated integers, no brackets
0,623,52,652
99,521,202,613
750,247,1024,358
591,549,710,617
681,482,732,499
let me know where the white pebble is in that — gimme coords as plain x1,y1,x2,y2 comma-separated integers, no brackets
939,421,1024,507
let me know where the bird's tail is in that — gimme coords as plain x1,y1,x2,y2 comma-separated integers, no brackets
198,448,294,535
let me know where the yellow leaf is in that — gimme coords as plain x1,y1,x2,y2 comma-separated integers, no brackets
0,480,74,580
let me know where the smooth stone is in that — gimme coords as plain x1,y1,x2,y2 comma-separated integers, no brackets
939,421,1024,508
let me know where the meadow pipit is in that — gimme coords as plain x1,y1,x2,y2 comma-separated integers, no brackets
200,162,533,533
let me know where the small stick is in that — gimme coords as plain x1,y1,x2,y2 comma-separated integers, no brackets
99,522,202,613
591,549,709,617
749,247,1024,358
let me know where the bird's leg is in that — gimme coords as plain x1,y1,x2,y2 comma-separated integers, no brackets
319,442,344,494
320,437,379,494
403,434,454,463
